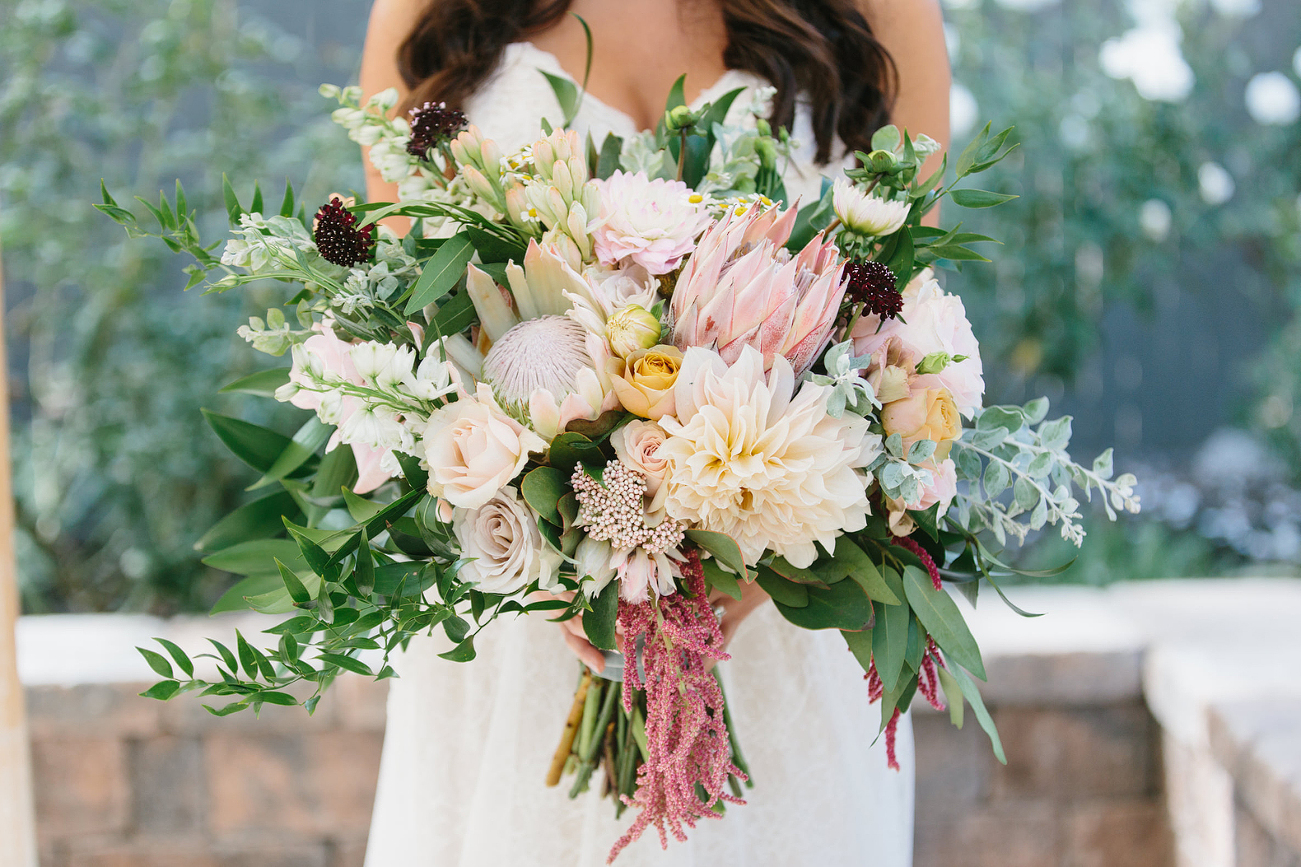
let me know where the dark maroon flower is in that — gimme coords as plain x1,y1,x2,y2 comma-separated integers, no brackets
406,101,467,159
313,197,376,267
843,260,903,320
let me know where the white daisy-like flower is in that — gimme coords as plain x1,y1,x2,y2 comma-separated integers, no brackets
658,346,882,568
832,177,912,238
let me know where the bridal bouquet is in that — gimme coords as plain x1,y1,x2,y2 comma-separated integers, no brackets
104,76,1139,860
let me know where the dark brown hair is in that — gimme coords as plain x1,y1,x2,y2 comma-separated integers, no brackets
397,0,896,164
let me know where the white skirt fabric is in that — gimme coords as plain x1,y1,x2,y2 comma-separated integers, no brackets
364,601,915,867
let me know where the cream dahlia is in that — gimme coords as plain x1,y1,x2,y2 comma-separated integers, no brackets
658,346,881,568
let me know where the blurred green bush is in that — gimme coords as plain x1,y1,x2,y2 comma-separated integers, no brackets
0,0,361,612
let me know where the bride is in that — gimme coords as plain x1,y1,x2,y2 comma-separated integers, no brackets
358,1,950,864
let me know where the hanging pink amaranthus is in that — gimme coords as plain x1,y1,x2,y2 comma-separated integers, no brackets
608,550,745,863
861,637,947,771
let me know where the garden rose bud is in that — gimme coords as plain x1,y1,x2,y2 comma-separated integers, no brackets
666,105,699,132
866,149,899,173
606,305,662,358
880,386,962,460
609,345,682,420
917,351,955,375
755,137,778,169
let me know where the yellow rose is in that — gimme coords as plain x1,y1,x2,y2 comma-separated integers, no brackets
880,387,961,460
609,345,683,420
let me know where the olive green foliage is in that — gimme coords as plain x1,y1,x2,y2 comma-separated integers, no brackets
0,0,361,612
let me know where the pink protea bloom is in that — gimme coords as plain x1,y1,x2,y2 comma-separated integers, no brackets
670,204,847,376
591,171,712,275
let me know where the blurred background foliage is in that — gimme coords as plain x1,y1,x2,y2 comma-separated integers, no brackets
0,0,1297,613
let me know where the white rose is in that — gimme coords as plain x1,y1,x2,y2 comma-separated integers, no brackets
453,487,561,594
611,420,671,516
422,383,546,509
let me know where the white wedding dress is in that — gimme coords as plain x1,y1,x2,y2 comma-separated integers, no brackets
365,42,915,867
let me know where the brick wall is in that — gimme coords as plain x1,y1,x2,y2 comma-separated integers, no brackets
28,677,385,867
28,676,1174,867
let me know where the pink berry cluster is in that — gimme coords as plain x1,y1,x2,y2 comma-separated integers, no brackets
608,551,742,863
572,460,684,555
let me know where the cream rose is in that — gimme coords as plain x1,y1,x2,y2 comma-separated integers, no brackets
609,345,682,420
611,420,671,515
453,487,561,594
423,383,546,509
880,387,962,460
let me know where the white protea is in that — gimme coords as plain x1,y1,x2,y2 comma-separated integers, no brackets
658,345,882,568
832,177,912,238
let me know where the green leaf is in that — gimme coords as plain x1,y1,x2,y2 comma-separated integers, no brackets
354,529,375,597
153,638,194,678
275,558,311,605
218,368,292,397
911,503,942,544
317,651,373,676
140,681,181,701
222,173,243,222
953,123,991,178
278,178,295,218
771,575,875,631
754,566,809,608
872,592,910,692
950,189,1018,209
312,447,358,500
204,700,249,717
138,648,174,679
685,529,748,581
946,659,1005,763
463,225,526,263
287,526,334,579
901,565,985,680
886,228,915,289
202,410,294,474
937,664,965,728
428,290,476,336
521,467,568,525
325,489,425,568
235,630,259,679
258,691,299,707
596,132,623,180
204,539,305,578
438,637,477,663
195,491,299,553
539,71,581,128
584,582,619,651
701,557,742,601
842,628,874,672
405,233,475,314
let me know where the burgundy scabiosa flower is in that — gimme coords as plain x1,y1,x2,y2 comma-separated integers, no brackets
406,101,467,159
844,260,903,320
313,197,375,267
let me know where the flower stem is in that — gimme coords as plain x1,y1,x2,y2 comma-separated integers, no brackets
546,667,592,786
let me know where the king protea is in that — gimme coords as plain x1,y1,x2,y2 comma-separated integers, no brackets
669,204,847,376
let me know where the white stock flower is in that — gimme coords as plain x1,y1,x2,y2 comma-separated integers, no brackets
832,178,912,237
658,346,880,568
453,486,561,594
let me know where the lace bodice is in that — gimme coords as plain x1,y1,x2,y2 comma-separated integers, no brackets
463,42,852,206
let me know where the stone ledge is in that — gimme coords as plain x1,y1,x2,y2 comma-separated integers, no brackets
1208,697,1301,855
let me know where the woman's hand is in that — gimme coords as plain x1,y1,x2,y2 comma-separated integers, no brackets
552,576,771,672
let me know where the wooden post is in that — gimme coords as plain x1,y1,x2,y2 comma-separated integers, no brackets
0,237,38,865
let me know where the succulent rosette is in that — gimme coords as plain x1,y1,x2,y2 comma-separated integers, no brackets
119,80,1141,866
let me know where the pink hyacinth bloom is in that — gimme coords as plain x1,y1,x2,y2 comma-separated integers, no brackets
670,204,847,376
